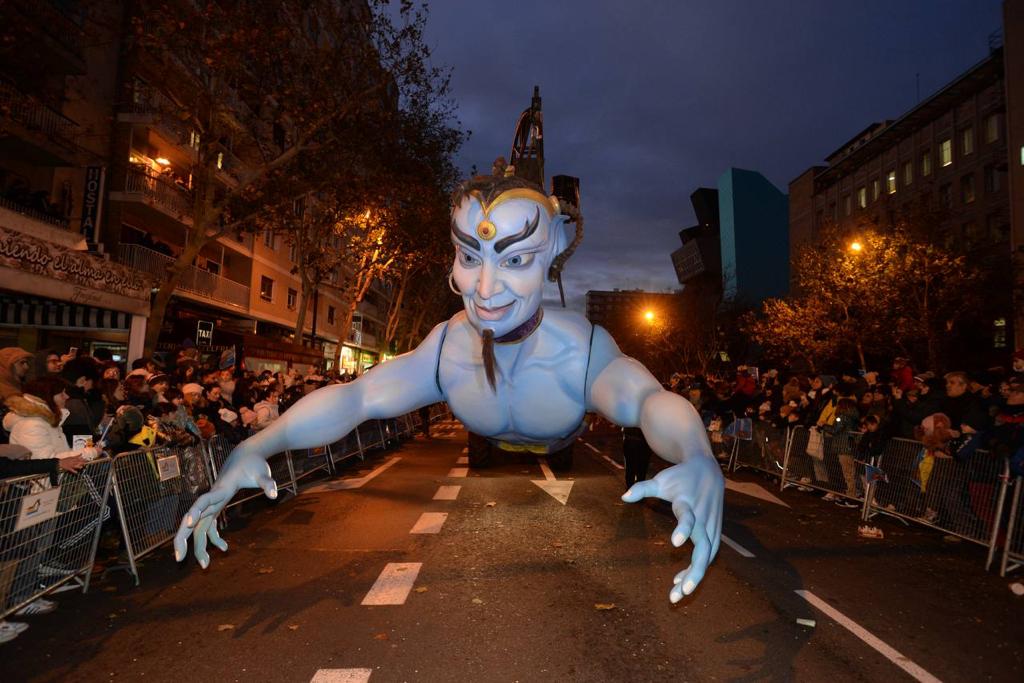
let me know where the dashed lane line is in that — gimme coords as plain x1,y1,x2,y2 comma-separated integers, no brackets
305,457,401,492
410,512,448,534
602,455,624,471
720,534,755,558
447,467,469,478
456,456,469,465
795,590,943,683
361,562,423,605
581,442,601,454
433,485,461,500
310,669,372,683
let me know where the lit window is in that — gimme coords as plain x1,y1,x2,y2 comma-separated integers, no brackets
287,288,297,310
260,276,274,302
921,151,932,176
216,152,224,169
994,318,1007,349
903,161,913,186
961,127,974,156
857,187,867,209
886,171,896,195
985,114,999,144
871,179,880,201
940,139,952,167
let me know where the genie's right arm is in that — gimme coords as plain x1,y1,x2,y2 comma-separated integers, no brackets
173,321,448,567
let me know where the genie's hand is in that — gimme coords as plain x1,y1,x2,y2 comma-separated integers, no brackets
173,447,278,568
622,455,724,602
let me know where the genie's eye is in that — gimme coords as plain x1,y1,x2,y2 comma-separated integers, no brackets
501,252,534,268
459,249,481,266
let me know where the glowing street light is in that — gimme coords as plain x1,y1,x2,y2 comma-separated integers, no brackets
644,310,655,324
849,241,863,253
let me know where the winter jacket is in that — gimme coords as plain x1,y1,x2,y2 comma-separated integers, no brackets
2,394,82,460
252,400,279,430
62,385,104,443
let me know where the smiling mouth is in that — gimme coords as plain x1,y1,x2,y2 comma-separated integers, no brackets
474,301,515,321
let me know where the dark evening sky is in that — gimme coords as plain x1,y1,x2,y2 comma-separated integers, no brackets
423,0,1004,310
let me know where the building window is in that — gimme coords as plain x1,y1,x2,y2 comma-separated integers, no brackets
964,221,980,248
857,187,867,209
988,214,1009,243
938,183,952,209
260,276,274,302
263,229,274,249
871,179,880,201
985,114,999,144
327,305,336,325
216,152,224,170
921,151,932,176
984,165,1000,194
287,288,297,310
961,174,975,204
994,318,1007,350
939,139,952,167
288,241,298,263
903,161,913,186
961,127,974,156
886,170,897,195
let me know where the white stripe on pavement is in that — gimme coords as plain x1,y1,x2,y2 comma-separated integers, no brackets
795,590,942,683
410,512,448,534
720,534,755,558
447,467,469,478
582,442,601,454
306,458,401,492
362,563,423,606
456,456,469,465
433,485,461,500
310,669,372,683
602,455,624,471
538,460,555,482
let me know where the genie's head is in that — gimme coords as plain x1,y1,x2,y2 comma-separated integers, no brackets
449,174,570,340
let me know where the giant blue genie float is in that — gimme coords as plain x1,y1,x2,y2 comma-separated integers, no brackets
175,88,724,603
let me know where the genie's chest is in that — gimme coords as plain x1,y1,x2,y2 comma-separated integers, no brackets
438,334,589,442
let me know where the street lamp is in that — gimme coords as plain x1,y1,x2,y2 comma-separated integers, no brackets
849,240,863,253
644,310,655,324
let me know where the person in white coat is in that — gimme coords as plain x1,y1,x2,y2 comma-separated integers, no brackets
3,377,99,461
251,388,280,431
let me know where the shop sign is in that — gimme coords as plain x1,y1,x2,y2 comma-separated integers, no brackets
0,225,149,300
196,320,214,345
79,166,105,240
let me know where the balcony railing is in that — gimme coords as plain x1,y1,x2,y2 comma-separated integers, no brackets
0,79,80,147
123,166,194,223
116,243,249,310
0,195,70,230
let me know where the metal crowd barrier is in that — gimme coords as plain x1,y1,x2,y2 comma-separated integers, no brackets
0,458,113,618
1002,476,1024,576
731,423,789,479
110,443,214,585
781,426,868,504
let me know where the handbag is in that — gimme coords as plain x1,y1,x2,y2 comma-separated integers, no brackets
806,426,825,460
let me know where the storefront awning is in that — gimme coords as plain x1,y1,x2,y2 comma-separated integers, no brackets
0,293,131,331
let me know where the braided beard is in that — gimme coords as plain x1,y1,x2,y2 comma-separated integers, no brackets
481,329,497,392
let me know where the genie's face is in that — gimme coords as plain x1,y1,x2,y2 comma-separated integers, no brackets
451,190,562,338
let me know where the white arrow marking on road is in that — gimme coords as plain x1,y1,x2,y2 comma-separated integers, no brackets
311,669,372,683
532,457,574,505
725,478,790,508
795,590,942,683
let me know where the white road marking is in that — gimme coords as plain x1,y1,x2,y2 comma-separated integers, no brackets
582,442,601,454
720,534,755,558
433,485,461,500
461,447,468,454
725,478,790,508
538,459,555,482
456,456,469,465
447,467,469,478
795,590,942,683
310,669,372,683
410,512,448,534
306,458,401,492
533,456,573,504
362,562,423,605
602,455,624,471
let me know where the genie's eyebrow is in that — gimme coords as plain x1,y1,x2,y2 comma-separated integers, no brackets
494,208,540,254
451,218,480,250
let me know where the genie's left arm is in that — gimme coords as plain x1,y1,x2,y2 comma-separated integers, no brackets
586,325,724,602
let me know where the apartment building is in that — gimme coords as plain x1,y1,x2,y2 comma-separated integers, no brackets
0,0,391,372
788,41,1016,354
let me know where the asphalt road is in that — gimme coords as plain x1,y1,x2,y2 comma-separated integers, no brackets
2,419,1022,682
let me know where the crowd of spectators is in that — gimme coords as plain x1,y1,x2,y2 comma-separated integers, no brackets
0,342,361,641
